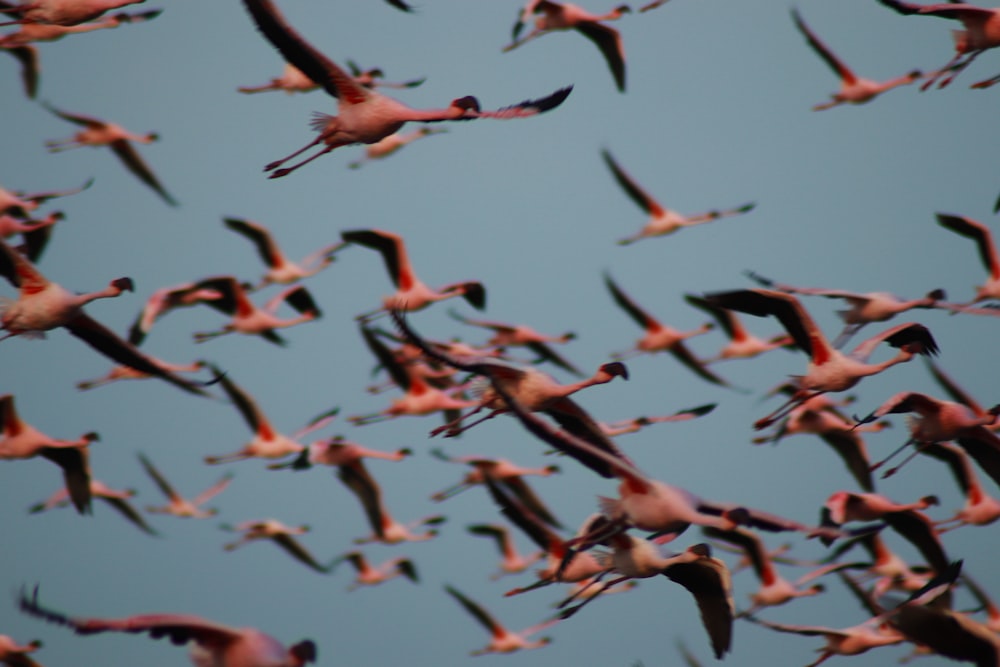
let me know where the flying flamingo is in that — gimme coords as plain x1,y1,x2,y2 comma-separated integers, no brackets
598,403,717,437
684,294,794,363
190,277,322,346
701,526,825,616
877,0,1000,89
41,101,176,206
448,308,582,376
704,288,939,429
138,453,234,518
0,239,212,395
935,212,1000,305
222,217,345,289
0,177,91,217
1,210,64,261
921,443,1000,530
0,8,159,46
28,477,157,535
328,551,419,590
466,523,545,579
341,228,486,321
220,519,334,574
802,529,931,597
18,586,317,667
0,0,145,25
337,459,446,545
346,325,480,426
126,278,226,346
791,7,923,110
444,584,558,656
346,128,448,169
238,60,424,95
0,393,96,514
744,270,945,347
269,435,410,471
605,273,730,387
602,149,756,245
76,355,208,391
556,537,735,660
204,367,337,465
503,0,630,92
241,0,572,177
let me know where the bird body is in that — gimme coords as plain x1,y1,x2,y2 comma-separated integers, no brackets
223,217,344,289
3,0,145,25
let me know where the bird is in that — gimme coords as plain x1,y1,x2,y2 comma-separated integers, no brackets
744,270,945,347
341,228,486,321
560,538,735,661
28,478,157,535
430,449,561,514
700,526,825,616
41,101,176,206
204,367,337,465
448,308,582,376
328,551,419,590
1,393,96,514
17,585,317,667
0,634,44,667
237,60,425,95
503,0,630,92
269,434,410,471
190,277,321,346
222,217,344,290
605,273,730,386
0,8,159,46
936,212,1000,305
220,519,334,574
601,149,756,245
791,8,923,110
683,294,794,363
76,355,208,391
0,177,91,217
0,0,145,25
921,443,1000,530
0,210,64,261
466,523,545,580
877,0,1000,89
346,127,447,169
240,0,572,177
444,584,558,656
704,288,939,429
0,239,212,395
125,278,226,346
337,459,446,545
138,453,234,519
344,59,427,90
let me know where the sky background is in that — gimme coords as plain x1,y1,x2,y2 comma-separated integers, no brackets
4,0,1000,665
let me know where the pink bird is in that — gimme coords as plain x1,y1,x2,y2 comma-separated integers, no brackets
222,217,345,290
922,443,1000,530
1,393,96,514
328,551,419,590
18,586,317,667
28,477,156,535
936,212,1000,305
191,277,321,346
269,435,410,471
220,519,334,574
445,584,558,656
684,293,794,363
346,128,447,169
0,0,145,25
791,8,923,110
139,453,234,518
448,308,582,376
466,523,545,580
241,0,572,177
0,178,91,217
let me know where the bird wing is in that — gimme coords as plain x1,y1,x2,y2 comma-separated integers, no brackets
0,237,45,290
685,294,738,339
466,86,573,119
791,8,856,84
241,0,369,104
272,533,330,573
445,585,504,636
39,445,91,515
849,322,939,361
338,461,386,538
937,213,999,280
668,341,730,387
704,289,817,357
40,101,105,128
341,229,407,289
213,367,269,436
108,139,177,206
137,453,180,501
601,149,663,217
604,273,659,330
662,553,735,659
819,431,875,492
102,495,159,536
575,22,626,92
192,471,235,506
223,217,282,268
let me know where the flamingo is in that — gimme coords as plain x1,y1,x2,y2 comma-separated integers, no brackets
444,584,558,656
503,0,630,92
466,523,545,579
684,294,794,363
347,325,480,426
222,217,345,289
126,278,226,346
337,459,446,545
0,394,96,515
557,537,735,660
344,59,426,90
27,478,157,535
936,212,1000,305
190,278,321,346
41,101,176,206
76,355,208,391
701,526,825,616
0,178,91,217
238,60,425,95
598,403,717,437
341,228,486,321
18,586,317,667
346,128,448,169
0,239,213,395
204,368,337,465
138,453,234,519
802,529,932,597
0,0,145,25
791,8,923,110
328,551,418,590
0,210,63,261
744,270,945,347
241,0,572,177
877,0,1000,89
602,149,756,245
605,273,730,387
448,308,582,376
921,443,1000,530
269,435,410,471
0,8,159,46
220,519,334,574
704,288,939,429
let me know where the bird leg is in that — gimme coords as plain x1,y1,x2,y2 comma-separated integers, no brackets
970,71,1000,89
267,141,349,179
920,52,973,91
429,405,489,438
868,437,917,475
558,575,632,620
555,570,613,609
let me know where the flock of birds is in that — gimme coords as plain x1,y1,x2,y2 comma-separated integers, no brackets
3,0,1000,666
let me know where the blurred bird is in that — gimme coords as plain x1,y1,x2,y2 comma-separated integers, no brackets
328,551,419,590
221,519,334,574
444,584,558,655
466,523,545,579
448,308,581,376
28,477,156,535
223,217,345,289
191,278,321,346
139,453,234,519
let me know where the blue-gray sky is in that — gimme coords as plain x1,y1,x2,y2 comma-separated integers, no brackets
4,0,1000,665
